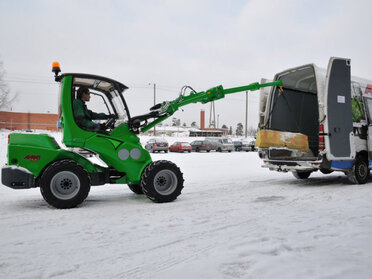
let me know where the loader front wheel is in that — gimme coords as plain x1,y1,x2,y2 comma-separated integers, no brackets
141,160,184,203
40,160,90,209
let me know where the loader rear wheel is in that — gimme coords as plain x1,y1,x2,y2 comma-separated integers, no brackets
40,160,90,209
292,171,312,179
128,183,143,194
141,160,184,203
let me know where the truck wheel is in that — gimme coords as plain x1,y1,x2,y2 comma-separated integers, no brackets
196,147,200,152
128,184,144,194
40,160,90,209
349,155,369,184
292,171,312,179
141,160,184,203
320,169,333,174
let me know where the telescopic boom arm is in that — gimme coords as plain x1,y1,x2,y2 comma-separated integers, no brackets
131,80,282,133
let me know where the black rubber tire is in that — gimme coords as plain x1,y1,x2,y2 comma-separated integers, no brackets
40,160,90,209
354,155,369,184
196,147,200,152
217,148,222,152
141,160,184,203
128,184,144,194
165,150,168,153
320,169,333,174
207,150,210,152
292,171,312,179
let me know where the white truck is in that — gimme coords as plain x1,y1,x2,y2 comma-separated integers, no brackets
258,57,372,184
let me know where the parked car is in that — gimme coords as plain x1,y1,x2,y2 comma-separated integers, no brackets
207,137,235,152
169,142,192,153
190,140,215,152
144,138,169,153
233,141,243,151
240,140,256,151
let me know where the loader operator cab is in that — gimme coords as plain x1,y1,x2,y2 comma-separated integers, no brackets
56,71,132,136
70,76,129,133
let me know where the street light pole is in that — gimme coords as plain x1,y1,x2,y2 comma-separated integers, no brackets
153,83,156,136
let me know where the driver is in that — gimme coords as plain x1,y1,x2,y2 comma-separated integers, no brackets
73,86,112,131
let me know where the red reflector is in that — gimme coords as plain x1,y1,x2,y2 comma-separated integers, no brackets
319,124,325,151
8,134,10,144
154,143,157,147
201,144,206,147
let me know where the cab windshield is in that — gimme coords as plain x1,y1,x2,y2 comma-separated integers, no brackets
72,76,130,128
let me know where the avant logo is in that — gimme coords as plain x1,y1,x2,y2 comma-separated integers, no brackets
24,155,41,162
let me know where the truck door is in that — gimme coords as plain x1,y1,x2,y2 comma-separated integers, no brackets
363,96,372,160
325,57,355,160
258,78,272,128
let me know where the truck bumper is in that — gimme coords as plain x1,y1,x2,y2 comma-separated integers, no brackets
1,166,36,189
261,159,321,172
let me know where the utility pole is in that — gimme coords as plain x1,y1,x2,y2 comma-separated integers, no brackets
149,83,156,136
245,91,248,138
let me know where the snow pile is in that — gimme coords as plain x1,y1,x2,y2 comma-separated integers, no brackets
0,129,372,278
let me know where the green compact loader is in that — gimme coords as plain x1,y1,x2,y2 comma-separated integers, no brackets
1,62,282,208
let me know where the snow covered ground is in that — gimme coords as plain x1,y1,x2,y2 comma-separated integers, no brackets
1,130,372,279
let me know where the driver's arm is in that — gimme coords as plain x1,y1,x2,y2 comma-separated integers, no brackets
88,109,110,120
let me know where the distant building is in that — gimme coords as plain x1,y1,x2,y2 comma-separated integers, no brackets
0,111,59,131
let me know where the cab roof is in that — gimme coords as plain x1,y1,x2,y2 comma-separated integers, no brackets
60,73,129,93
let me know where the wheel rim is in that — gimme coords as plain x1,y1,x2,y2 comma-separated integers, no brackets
357,162,367,178
50,171,81,200
153,170,178,195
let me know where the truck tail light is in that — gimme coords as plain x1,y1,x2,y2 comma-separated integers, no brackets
201,144,206,147
319,124,325,151
154,143,158,147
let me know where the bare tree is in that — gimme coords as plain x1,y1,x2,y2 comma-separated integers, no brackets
0,61,16,109
172,117,181,127
191,121,198,129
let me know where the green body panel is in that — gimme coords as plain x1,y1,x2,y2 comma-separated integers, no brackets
7,133,100,178
85,124,152,184
60,76,92,147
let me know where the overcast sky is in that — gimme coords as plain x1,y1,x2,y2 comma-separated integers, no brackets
1,0,372,129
